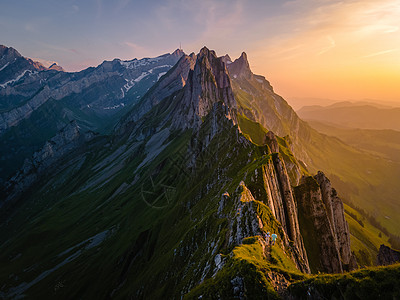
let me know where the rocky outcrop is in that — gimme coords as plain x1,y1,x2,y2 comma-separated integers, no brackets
173,47,237,130
226,52,253,80
246,154,310,272
1,120,95,206
294,174,356,273
314,171,353,269
225,181,310,273
272,154,307,260
377,244,400,266
264,131,279,153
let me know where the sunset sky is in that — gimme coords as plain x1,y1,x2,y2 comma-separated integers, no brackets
1,0,399,103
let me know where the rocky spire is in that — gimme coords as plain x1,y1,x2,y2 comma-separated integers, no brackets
172,46,237,130
226,51,253,79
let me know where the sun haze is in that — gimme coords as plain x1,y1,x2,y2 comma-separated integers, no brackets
1,0,399,103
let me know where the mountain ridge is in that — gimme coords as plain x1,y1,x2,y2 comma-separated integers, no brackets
0,44,184,182
0,45,399,299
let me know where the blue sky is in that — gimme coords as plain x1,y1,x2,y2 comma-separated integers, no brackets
1,0,399,101
2,0,277,70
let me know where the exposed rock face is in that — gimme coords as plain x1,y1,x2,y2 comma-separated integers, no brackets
226,181,309,273
0,45,48,86
118,47,238,144
246,154,310,272
314,171,353,268
1,120,95,206
272,154,307,261
226,52,253,80
294,174,356,273
264,131,279,153
174,47,237,130
377,244,400,266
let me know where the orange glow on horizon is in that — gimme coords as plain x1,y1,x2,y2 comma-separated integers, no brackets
247,0,400,102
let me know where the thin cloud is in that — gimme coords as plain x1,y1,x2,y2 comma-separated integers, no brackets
124,42,148,57
317,35,336,55
361,49,398,58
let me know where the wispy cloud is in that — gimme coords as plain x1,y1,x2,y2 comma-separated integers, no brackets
317,35,336,55
361,49,398,58
123,42,148,57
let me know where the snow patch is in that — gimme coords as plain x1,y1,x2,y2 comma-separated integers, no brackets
134,71,150,82
158,72,167,80
119,56,165,69
103,103,125,110
0,62,9,72
0,70,32,88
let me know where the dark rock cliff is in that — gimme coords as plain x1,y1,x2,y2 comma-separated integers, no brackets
377,244,400,266
295,173,357,273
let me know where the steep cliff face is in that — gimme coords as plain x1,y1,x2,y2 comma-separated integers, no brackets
377,244,400,266
295,174,356,273
173,47,237,131
314,171,354,268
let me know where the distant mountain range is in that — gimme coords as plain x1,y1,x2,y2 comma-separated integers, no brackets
307,120,400,163
288,97,400,111
0,45,183,182
1,45,400,299
297,101,400,131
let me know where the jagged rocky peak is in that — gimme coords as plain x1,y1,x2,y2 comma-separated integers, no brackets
226,51,252,79
176,46,237,130
171,48,185,58
220,54,232,65
0,45,22,62
47,62,64,72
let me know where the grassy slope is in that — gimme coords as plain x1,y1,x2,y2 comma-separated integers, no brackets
344,204,391,267
289,263,400,300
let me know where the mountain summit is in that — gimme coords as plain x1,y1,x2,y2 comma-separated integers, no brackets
227,51,253,79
